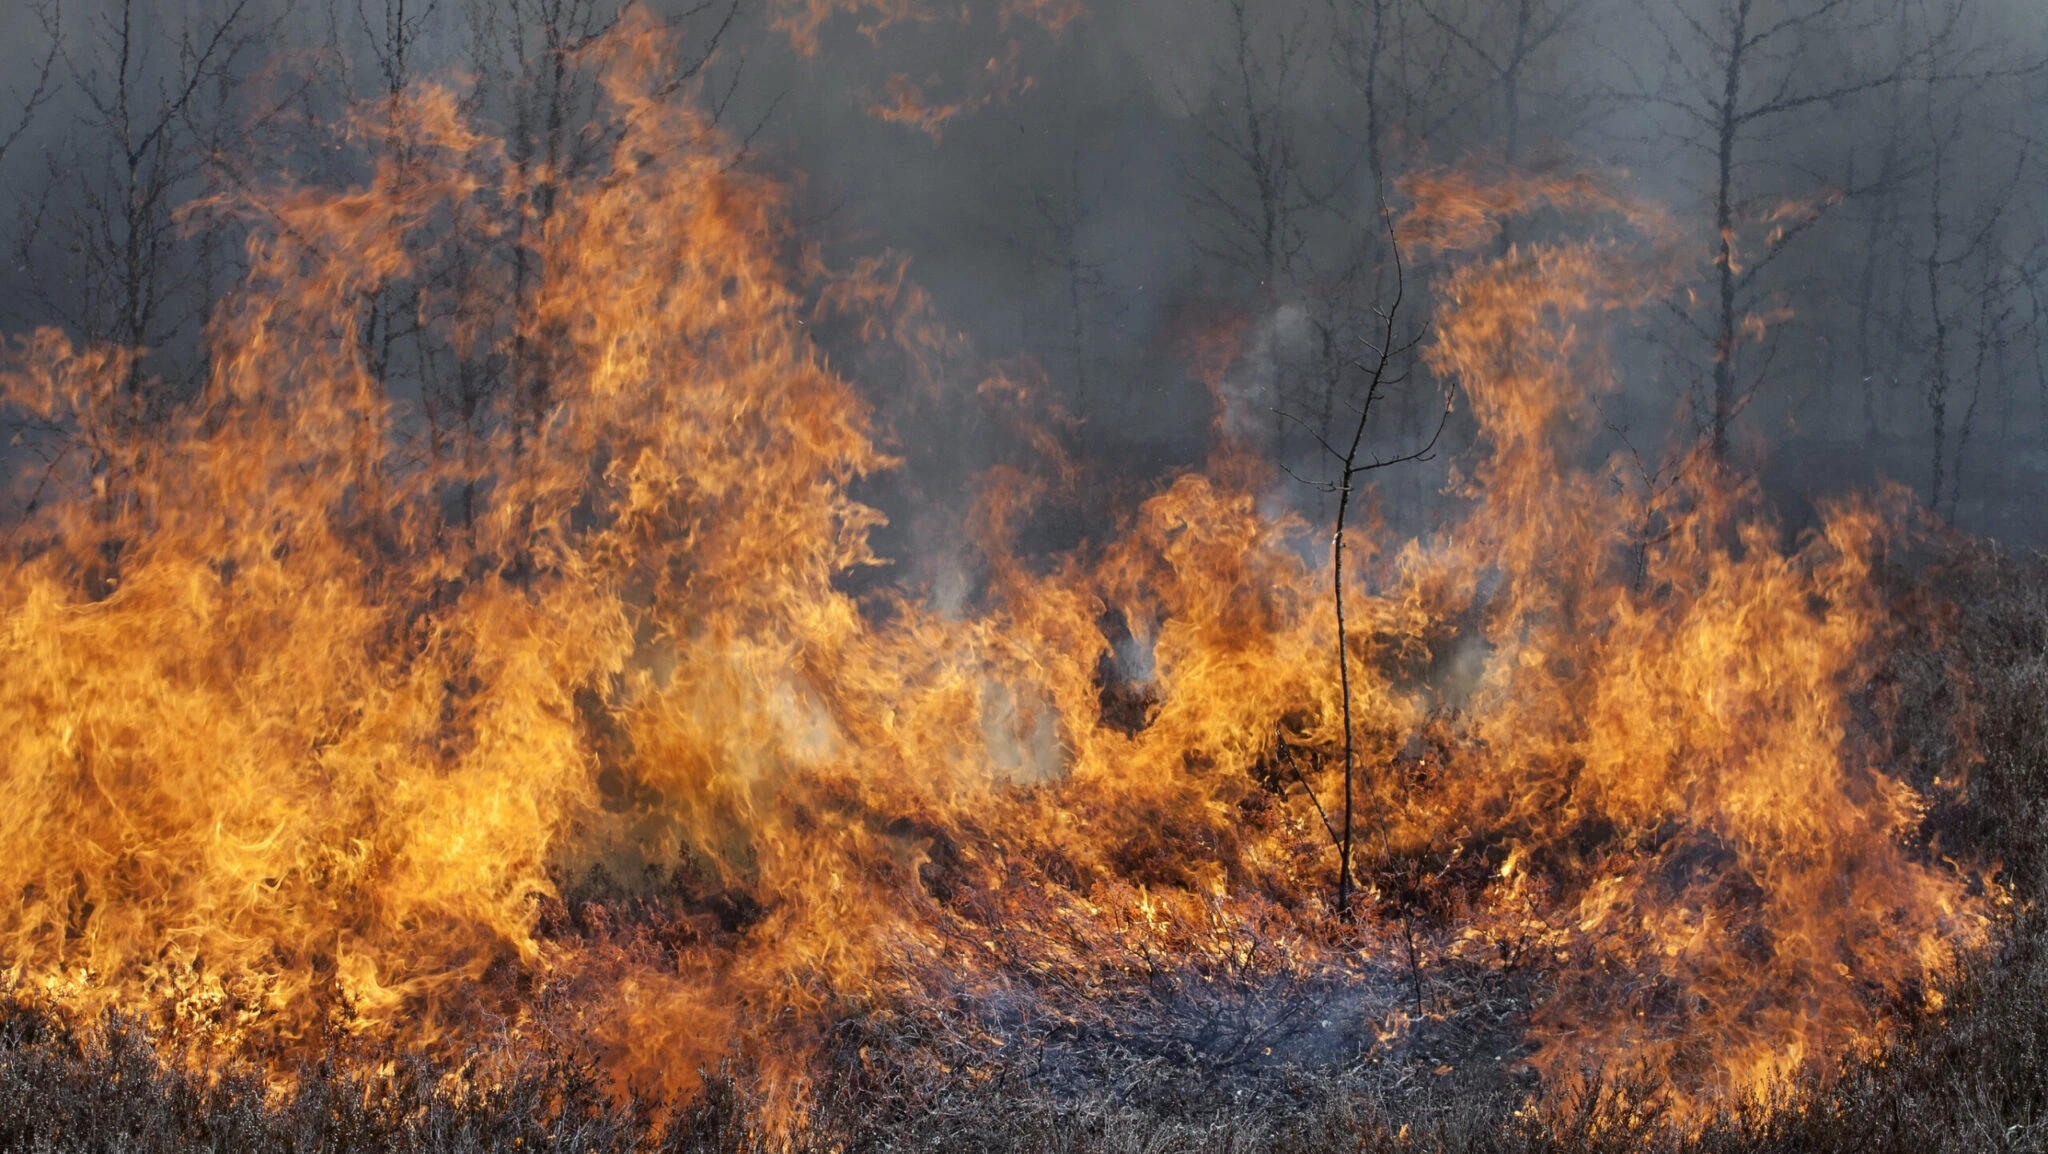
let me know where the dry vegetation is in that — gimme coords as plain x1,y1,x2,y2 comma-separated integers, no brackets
0,540,2043,1154
0,2,2042,1147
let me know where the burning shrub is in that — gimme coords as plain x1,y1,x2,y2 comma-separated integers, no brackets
0,13,1998,1138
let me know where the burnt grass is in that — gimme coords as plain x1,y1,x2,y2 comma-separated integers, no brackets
6,539,2048,1153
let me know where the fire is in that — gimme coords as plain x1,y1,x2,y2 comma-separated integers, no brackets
773,0,1077,140
0,15,1987,1125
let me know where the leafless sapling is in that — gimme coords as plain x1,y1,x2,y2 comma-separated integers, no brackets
1279,201,1450,918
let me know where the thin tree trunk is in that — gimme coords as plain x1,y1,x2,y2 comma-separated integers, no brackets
1711,0,1751,463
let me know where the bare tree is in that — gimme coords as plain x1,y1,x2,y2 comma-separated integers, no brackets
1024,148,1110,449
1182,0,1319,297
0,3,60,177
359,0,443,100
1948,216,2018,523
1178,0,1330,471
463,0,738,448
1414,0,1590,170
1628,0,1906,461
1278,204,1449,916
1833,0,2048,520
23,0,270,400
1187,0,1425,483
1916,74,2033,517
1837,6,1924,446
346,0,444,398
1329,0,1476,186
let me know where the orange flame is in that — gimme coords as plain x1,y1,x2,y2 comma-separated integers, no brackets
0,17,1984,1126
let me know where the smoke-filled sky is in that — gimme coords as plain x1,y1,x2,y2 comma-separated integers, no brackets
0,0,2045,540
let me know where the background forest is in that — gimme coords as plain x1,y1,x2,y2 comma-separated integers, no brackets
0,0,2042,538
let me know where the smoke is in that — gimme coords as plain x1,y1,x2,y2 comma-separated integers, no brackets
2,0,2039,543
0,6,2015,1117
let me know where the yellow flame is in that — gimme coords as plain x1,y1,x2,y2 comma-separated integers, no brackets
0,16,1983,1125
